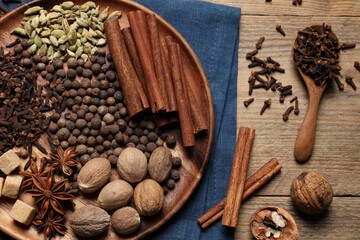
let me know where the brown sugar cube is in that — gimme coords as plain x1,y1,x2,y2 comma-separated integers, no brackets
10,199,36,225
2,175,23,199
0,177,4,197
0,149,22,175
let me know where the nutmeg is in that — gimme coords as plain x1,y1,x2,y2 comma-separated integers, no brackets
97,180,133,210
290,170,333,215
250,206,299,240
134,179,164,216
111,206,141,235
77,157,111,193
148,146,172,183
117,147,147,184
70,205,110,238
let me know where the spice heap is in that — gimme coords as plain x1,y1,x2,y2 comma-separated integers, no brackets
12,2,121,61
245,36,299,121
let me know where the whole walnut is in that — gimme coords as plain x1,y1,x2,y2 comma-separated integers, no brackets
70,205,110,238
290,170,333,215
117,147,147,183
134,179,164,216
111,206,141,235
148,146,172,183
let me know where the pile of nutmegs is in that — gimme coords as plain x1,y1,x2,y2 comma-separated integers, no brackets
71,146,182,237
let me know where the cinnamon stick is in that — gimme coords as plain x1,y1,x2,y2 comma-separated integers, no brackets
127,10,165,113
104,18,149,118
121,27,147,94
160,37,178,112
147,14,169,111
222,127,255,227
198,158,282,229
168,43,195,147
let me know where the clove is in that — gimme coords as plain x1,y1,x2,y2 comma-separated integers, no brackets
243,98,254,107
345,76,357,90
354,61,360,72
294,99,300,115
282,106,294,121
256,37,265,49
340,43,356,50
290,96,298,103
276,25,286,36
260,98,271,115
246,49,259,59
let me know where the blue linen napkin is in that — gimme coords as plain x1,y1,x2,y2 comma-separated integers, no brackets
0,0,240,239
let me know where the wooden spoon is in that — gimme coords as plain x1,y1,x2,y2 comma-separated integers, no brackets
293,25,339,163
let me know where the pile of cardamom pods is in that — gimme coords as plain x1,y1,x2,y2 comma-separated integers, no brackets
11,1,121,61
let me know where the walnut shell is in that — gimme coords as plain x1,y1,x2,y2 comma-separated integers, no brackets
70,205,110,238
290,170,333,215
148,146,172,183
250,206,299,240
134,179,164,216
111,206,141,235
97,180,133,210
117,147,147,184
77,157,111,193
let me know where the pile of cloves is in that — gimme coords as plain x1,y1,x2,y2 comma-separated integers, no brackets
244,36,299,121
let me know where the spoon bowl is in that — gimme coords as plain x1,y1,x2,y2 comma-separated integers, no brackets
293,25,339,163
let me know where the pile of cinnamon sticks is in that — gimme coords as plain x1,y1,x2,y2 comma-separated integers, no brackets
104,10,207,147
198,127,282,228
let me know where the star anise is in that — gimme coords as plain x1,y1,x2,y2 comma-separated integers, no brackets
25,169,75,218
33,210,67,240
20,157,49,190
49,147,78,176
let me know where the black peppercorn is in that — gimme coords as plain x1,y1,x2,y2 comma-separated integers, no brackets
98,73,106,80
37,62,46,71
107,155,117,167
77,88,87,97
75,119,87,130
115,132,124,143
103,113,115,125
57,128,71,141
74,96,82,105
106,97,116,106
108,106,117,115
82,69,93,79
21,50,31,58
40,70,47,78
108,125,119,135
88,105,97,114
148,132,158,142
22,58,33,68
119,107,128,117
97,56,106,64
82,127,90,136
77,135,87,145
166,179,175,189
32,55,42,63
66,98,75,108
91,97,100,106
97,106,108,116
84,60,93,69
80,105,89,112
97,48,106,57
53,58,64,69
72,104,80,113
162,186,168,195
20,39,29,49
67,69,77,79
41,56,49,64
46,64,55,73
172,157,182,168
84,112,94,122
136,144,146,152
103,140,111,150
57,118,67,128
100,126,110,137
123,135,130,145
57,69,66,79
76,66,83,76
106,53,112,61
66,121,76,131
166,134,177,148
60,141,69,149
91,87,100,97
146,142,157,153
170,170,180,181
67,57,78,69
101,63,111,73
105,71,116,82
95,145,104,153
113,80,120,90
87,147,95,155
72,129,81,137
117,119,127,131
77,58,84,66
139,136,149,145
95,135,104,145
90,55,98,63
82,96,92,105
71,80,80,90
51,113,61,122
99,80,109,90
55,84,65,94
45,73,53,81
77,109,86,119
68,135,77,146
91,63,101,75
90,79,100,88
14,44,23,54
129,135,139,145
87,136,96,147
80,79,91,88
48,122,59,133
99,90,108,99
91,118,102,130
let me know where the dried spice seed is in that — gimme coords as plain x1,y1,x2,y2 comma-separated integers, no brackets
345,76,357,90
354,61,360,72
255,37,265,49
243,98,254,107
246,49,258,60
260,98,271,115
276,25,286,36
282,106,294,122
340,43,356,50
294,99,300,115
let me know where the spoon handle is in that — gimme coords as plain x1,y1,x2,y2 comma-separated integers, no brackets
294,93,322,163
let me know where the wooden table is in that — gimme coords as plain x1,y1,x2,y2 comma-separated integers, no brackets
207,0,360,239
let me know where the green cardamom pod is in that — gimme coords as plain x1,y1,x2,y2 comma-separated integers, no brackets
98,7,109,22
76,18,89,28
83,1,96,9
107,11,122,20
88,28,97,37
58,35,68,45
67,29,77,45
30,15,39,29
53,51,61,59
75,47,83,57
62,18,70,33
40,29,51,37
24,6,43,16
47,12,62,20
79,5,89,12
61,1,75,10
71,5,80,11
96,38,106,46
95,30,104,38
51,5,63,12
67,49,76,57
39,44,48,57
91,47,98,55
11,28,27,37
90,7,99,17
30,30,36,38
50,35,59,47
34,35,42,48
28,44,37,54
52,29,66,38
96,23,104,32
81,53,89,61
39,12,47,26
24,21,32,36
80,12,88,20
59,44,67,52
41,37,51,44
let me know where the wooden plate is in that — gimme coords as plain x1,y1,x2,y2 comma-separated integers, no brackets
0,0,214,239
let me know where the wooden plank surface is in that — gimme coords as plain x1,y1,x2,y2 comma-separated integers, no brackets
208,0,360,239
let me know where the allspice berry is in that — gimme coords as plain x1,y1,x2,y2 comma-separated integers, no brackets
290,170,333,215
111,207,141,235
117,147,148,184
